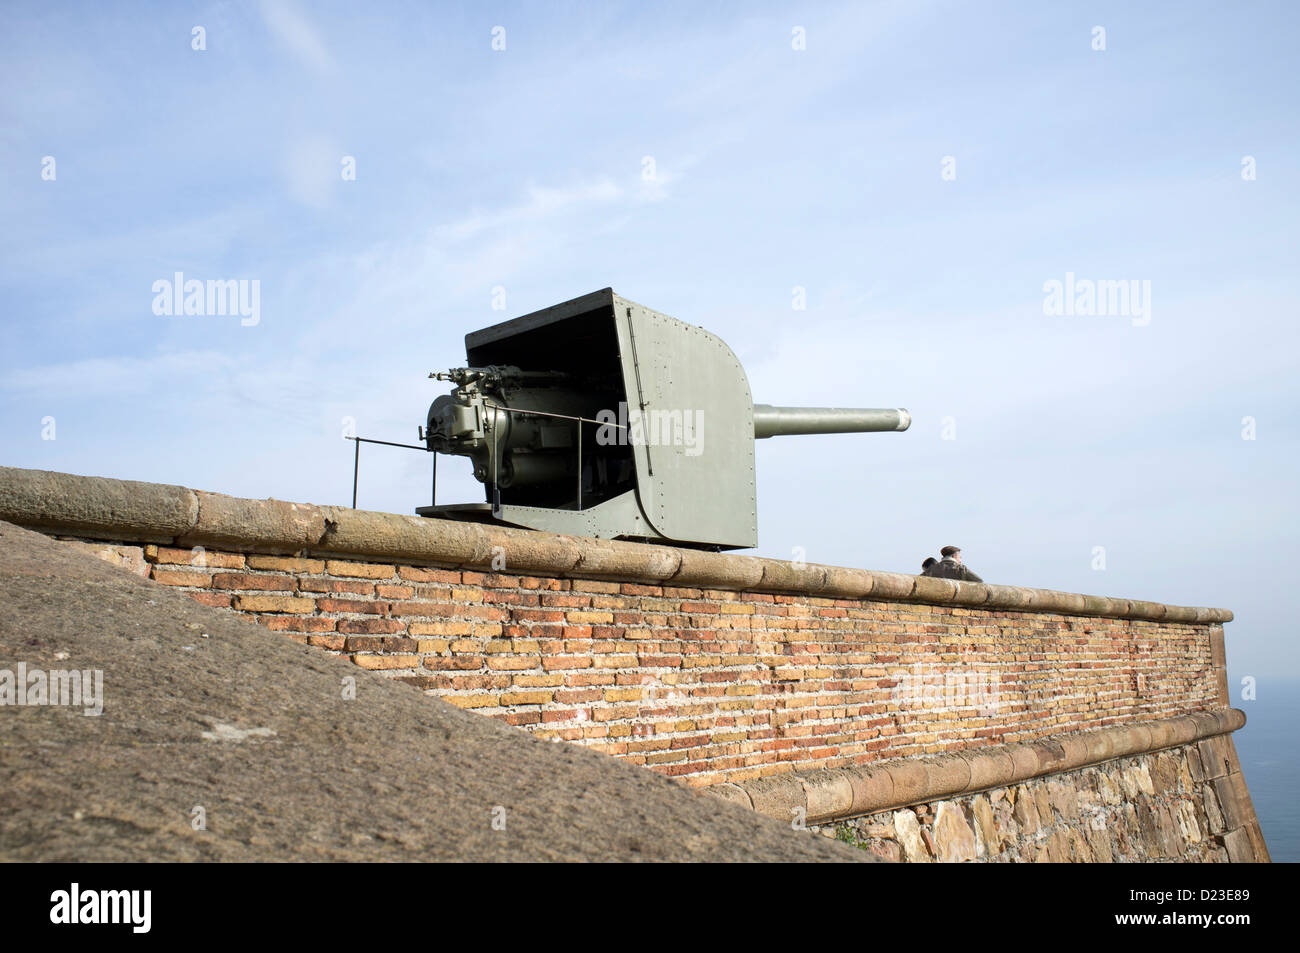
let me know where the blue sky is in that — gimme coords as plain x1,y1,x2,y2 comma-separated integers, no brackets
2,1,1297,685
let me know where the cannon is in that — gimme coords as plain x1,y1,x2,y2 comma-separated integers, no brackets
418,288,909,550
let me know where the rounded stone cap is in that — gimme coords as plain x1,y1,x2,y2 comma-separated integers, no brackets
0,467,198,543
725,711,1248,824
0,464,1236,625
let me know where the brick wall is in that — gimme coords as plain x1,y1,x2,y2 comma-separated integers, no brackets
127,541,1221,788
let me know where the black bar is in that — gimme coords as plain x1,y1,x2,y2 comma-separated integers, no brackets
353,437,429,451
346,435,432,511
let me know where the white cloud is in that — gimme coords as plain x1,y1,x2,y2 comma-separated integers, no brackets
260,0,334,73
434,179,624,244
1,351,235,397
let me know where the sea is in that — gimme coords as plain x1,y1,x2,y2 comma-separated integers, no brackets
1229,680,1298,863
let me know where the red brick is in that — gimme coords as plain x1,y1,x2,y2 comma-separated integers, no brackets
297,578,375,595
263,617,337,633
343,635,417,652
680,601,718,613
337,618,407,635
423,656,484,671
387,600,456,618
555,689,603,704
188,591,231,609
510,608,565,623
152,569,213,587
542,656,593,671
152,547,244,568
620,583,664,597
495,591,546,606
317,598,387,615
397,567,461,584
212,572,293,591
307,635,347,650
540,594,592,608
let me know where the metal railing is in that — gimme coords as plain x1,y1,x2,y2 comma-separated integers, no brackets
348,406,627,512
347,436,430,510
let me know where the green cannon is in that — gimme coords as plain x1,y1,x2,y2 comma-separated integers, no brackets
419,289,909,550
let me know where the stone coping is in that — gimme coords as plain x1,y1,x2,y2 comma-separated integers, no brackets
706,708,1247,824
0,465,1232,623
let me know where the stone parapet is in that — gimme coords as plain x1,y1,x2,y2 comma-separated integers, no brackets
0,466,1233,622
705,709,1246,823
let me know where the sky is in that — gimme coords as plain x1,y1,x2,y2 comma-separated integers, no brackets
2,1,1297,687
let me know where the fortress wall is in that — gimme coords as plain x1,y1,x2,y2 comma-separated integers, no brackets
115,544,1222,782
815,736,1265,863
0,465,1267,861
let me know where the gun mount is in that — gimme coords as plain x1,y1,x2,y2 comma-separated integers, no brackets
418,288,909,550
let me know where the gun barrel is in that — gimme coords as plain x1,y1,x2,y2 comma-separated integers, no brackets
752,405,911,439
